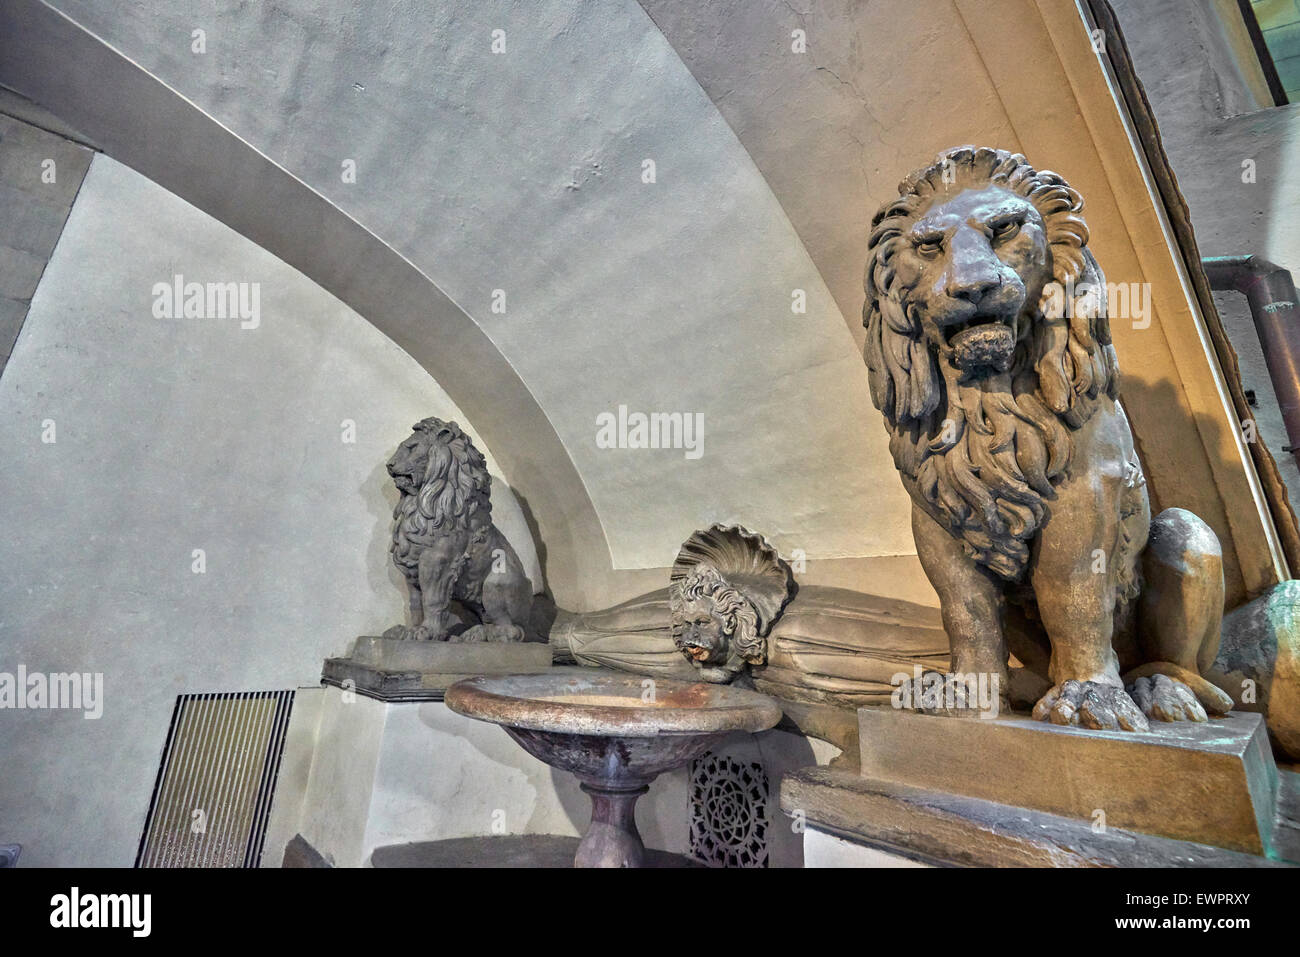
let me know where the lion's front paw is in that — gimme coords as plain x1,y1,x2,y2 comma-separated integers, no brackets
1128,674,1207,723
1032,679,1150,732
382,624,441,641
451,623,524,643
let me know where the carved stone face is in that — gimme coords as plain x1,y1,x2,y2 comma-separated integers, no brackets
387,433,429,495
894,185,1051,379
676,595,731,665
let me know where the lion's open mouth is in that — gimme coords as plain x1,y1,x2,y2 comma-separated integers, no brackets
389,469,419,492
947,316,1016,376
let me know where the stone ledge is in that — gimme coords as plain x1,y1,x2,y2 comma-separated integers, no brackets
858,708,1277,855
321,637,552,702
780,767,1287,868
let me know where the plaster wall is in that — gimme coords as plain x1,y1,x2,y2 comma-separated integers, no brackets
803,827,930,868
33,0,920,577
0,110,91,375
0,154,538,866
285,691,687,868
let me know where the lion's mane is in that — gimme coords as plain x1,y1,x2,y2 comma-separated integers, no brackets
863,146,1120,580
391,418,492,578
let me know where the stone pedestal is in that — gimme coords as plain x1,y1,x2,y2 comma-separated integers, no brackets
780,766,1286,867
780,707,1297,867
856,708,1278,855
268,640,846,867
261,684,693,867
321,636,552,701
264,673,841,867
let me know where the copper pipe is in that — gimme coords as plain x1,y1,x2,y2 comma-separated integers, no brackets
1202,256,1300,469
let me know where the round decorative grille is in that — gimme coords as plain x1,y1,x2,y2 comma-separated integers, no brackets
688,753,769,867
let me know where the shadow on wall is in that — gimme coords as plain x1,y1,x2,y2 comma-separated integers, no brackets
508,488,563,639
362,457,407,650
1107,0,1298,567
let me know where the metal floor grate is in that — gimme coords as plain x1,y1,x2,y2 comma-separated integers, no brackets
135,690,294,868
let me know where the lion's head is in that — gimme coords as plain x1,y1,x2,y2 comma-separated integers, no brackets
863,146,1120,580
388,417,492,548
670,564,764,676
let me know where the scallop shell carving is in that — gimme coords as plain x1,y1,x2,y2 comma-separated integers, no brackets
670,524,796,637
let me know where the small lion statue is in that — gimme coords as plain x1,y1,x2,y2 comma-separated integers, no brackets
863,146,1234,730
382,416,533,642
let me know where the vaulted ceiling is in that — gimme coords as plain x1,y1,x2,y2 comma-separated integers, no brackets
0,0,1280,608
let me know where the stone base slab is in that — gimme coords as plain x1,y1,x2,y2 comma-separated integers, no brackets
321,636,552,702
856,707,1277,855
781,767,1286,867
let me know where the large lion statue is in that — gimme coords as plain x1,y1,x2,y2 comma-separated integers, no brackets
382,416,533,642
863,145,1234,731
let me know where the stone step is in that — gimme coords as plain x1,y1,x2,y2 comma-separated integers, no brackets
855,707,1278,855
781,766,1289,867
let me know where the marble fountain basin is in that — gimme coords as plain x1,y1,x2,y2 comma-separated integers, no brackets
445,669,783,867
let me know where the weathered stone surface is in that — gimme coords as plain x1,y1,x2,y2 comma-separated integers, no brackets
321,637,551,702
550,524,797,686
383,417,533,643
781,766,1287,868
775,698,859,765
1275,767,1300,864
349,635,550,673
856,707,1277,855
863,146,1228,732
550,584,949,708
669,524,795,683
1212,579,1300,759
446,669,782,738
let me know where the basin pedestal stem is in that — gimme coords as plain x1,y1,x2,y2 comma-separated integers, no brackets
575,781,649,868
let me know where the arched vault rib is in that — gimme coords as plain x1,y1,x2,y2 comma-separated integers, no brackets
0,0,615,606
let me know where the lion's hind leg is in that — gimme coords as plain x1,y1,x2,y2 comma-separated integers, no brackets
1125,663,1230,719
1127,508,1232,718
407,535,465,641
451,534,530,643
1135,508,1223,672
474,577,527,643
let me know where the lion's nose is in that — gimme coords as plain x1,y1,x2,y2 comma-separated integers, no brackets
947,271,1001,305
